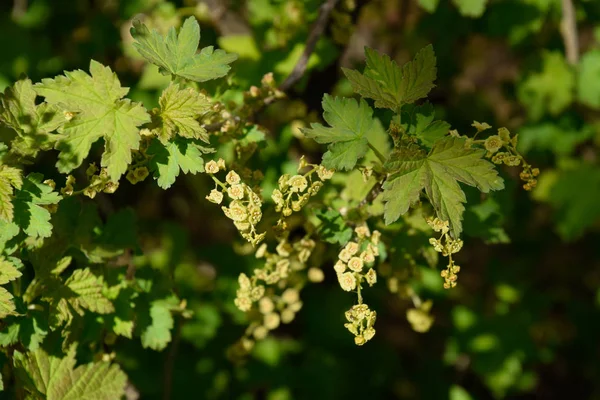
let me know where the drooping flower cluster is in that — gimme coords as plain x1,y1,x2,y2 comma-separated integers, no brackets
232,235,316,346
334,224,381,345
344,304,376,346
61,164,120,198
427,217,462,289
272,158,334,233
486,127,538,191
204,159,266,246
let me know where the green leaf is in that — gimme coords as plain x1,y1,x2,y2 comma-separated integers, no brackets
148,137,213,189
343,45,437,110
153,82,212,143
0,287,17,319
302,95,376,170
131,16,238,82
0,164,22,222
13,173,62,239
383,137,504,237
0,257,22,284
14,345,127,400
400,103,450,147
315,209,353,245
577,49,600,108
0,220,19,253
547,165,600,240
0,78,64,156
418,0,440,12
44,268,114,327
518,51,574,121
452,0,487,17
141,297,176,351
35,61,150,181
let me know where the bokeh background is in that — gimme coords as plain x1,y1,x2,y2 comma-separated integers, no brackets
1,0,600,399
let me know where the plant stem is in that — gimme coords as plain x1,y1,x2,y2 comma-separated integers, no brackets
368,142,386,164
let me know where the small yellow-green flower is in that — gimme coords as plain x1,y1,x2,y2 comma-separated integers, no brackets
484,135,503,153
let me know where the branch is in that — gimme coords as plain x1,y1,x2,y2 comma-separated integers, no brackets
561,0,579,65
279,0,341,91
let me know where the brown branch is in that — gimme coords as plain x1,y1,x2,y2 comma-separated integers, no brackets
561,0,579,65
279,0,341,91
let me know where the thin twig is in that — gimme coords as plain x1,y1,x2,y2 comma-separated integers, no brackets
202,0,340,132
561,0,579,65
279,0,341,91
162,318,182,400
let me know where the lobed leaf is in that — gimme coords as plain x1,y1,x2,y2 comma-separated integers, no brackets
302,95,376,170
383,137,504,237
131,16,238,82
35,61,150,181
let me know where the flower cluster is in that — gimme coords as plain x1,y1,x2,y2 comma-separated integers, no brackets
233,273,265,312
272,159,334,233
485,127,538,191
60,164,119,198
427,217,462,289
204,159,266,246
334,225,381,345
344,304,376,346
406,299,435,333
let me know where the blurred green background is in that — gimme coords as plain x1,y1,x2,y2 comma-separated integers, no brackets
2,0,600,399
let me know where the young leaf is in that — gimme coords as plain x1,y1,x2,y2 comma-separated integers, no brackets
131,16,238,82
0,165,22,222
302,95,377,171
35,61,150,181
14,345,127,400
400,103,450,147
343,45,437,110
12,173,61,239
382,137,504,237
148,137,214,189
0,78,64,156
153,83,212,143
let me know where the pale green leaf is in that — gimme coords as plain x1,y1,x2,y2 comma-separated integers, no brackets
518,51,574,121
383,137,504,236
131,16,237,82
302,95,376,170
0,165,22,222
0,287,16,319
113,317,134,339
14,346,127,400
13,173,62,239
577,49,600,108
148,138,213,189
452,0,487,17
141,298,176,351
154,82,211,143
0,257,22,284
398,45,437,104
35,61,150,181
